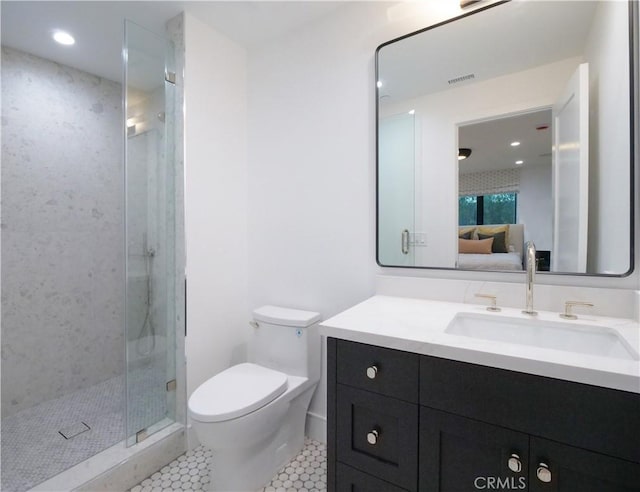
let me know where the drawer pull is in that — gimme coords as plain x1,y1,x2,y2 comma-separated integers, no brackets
536,463,552,483
507,454,522,473
366,365,378,379
367,429,379,445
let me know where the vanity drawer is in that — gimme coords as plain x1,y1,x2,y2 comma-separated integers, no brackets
336,463,409,492
337,384,418,491
420,355,640,463
337,339,419,403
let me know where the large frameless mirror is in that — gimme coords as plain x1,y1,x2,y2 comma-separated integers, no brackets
376,0,636,276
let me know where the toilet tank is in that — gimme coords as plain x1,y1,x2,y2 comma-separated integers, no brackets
250,306,321,382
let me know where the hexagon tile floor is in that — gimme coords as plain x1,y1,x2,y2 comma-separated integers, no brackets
130,438,327,492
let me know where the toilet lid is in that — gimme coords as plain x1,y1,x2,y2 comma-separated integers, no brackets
188,363,288,423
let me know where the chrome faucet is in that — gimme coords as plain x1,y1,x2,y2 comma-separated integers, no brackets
522,240,538,316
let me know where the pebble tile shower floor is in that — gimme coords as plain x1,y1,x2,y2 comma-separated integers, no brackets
1,360,167,492
131,438,327,492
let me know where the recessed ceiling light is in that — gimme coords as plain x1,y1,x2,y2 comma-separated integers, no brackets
510,141,521,147
53,30,75,46
515,160,524,165
376,81,382,88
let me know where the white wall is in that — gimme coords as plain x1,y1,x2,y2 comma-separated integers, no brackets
584,1,632,274
518,164,553,251
186,1,474,440
184,13,250,398
244,1,500,320
184,1,416,441
246,3,406,439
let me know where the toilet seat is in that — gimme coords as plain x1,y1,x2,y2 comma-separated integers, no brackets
188,363,288,423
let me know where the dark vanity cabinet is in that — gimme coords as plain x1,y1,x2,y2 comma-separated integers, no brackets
331,339,420,491
327,338,640,492
419,408,529,491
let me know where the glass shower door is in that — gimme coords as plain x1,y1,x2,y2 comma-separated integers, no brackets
378,112,416,266
124,20,177,446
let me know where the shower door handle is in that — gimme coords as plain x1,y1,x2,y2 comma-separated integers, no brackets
401,229,410,255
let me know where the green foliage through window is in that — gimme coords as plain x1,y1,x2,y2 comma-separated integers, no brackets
458,193,517,225
459,196,478,226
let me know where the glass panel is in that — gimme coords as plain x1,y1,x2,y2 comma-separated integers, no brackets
124,20,176,446
484,193,517,225
378,112,416,266
459,196,478,226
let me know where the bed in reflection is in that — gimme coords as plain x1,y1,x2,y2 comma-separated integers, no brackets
457,224,524,271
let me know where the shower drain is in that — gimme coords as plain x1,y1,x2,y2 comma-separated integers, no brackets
58,421,91,439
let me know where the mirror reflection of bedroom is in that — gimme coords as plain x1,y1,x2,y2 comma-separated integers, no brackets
376,0,632,276
457,110,553,273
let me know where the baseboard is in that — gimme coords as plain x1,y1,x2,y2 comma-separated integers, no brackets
305,411,326,444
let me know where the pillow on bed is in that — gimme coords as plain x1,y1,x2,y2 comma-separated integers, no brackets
477,225,509,247
458,226,476,239
459,237,493,254
478,231,508,253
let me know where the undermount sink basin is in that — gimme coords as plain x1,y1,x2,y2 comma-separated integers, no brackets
445,313,639,361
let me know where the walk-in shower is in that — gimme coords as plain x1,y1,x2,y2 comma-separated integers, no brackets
1,6,185,491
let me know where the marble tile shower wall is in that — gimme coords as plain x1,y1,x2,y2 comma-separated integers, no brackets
1,46,124,417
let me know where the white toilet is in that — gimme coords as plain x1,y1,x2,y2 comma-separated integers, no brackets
188,305,321,492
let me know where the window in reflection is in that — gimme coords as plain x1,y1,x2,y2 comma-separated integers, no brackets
459,193,517,226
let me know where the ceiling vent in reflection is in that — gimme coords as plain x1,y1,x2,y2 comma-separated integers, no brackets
448,73,475,85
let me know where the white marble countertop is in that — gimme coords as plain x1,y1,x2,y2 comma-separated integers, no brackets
320,295,640,394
